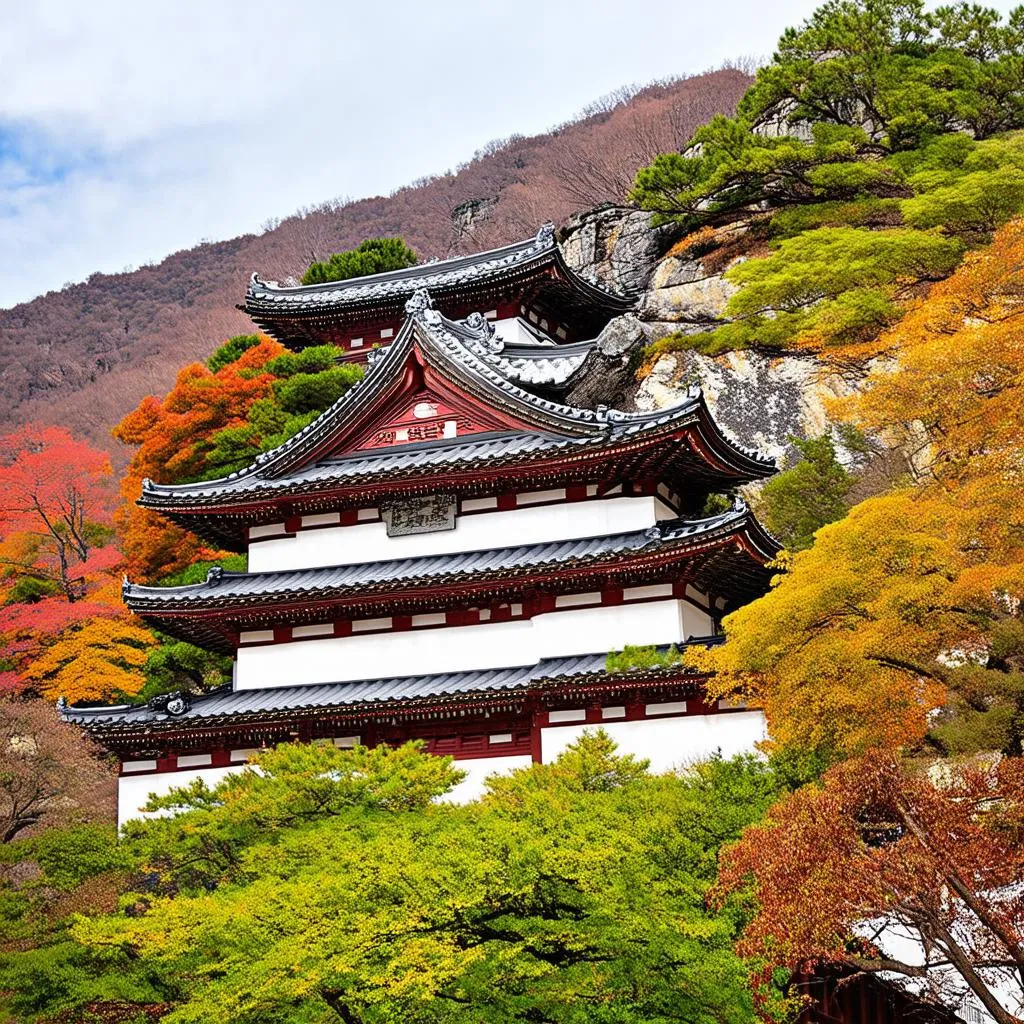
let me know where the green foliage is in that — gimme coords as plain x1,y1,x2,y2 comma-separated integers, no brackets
486,728,650,795
658,226,963,355
902,164,1024,234
272,364,363,415
140,634,233,700
302,237,418,286
0,737,794,1024
22,824,127,890
200,349,362,479
157,555,247,587
770,197,902,237
201,423,262,476
0,824,162,1023
263,344,341,377
4,575,61,604
735,0,1024,150
756,435,854,551
606,644,685,673
206,334,260,373
727,227,960,325
700,492,735,516
631,121,883,227
632,2,1024,357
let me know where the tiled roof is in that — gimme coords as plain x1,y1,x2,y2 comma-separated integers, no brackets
485,339,593,387
61,643,718,730
139,300,774,510
244,224,631,318
122,506,775,612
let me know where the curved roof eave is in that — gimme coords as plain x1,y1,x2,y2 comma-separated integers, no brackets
122,504,779,612
244,225,634,320
59,643,722,731
138,298,775,512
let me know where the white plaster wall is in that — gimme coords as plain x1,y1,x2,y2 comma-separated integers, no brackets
492,317,549,347
442,755,533,803
236,599,691,690
118,765,241,830
248,496,663,573
540,710,767,773
681,602,714,637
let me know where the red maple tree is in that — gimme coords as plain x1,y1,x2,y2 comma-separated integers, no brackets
0,426,119,602
717,752,1024,1024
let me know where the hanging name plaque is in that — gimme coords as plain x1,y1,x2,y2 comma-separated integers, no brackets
382,494,457,537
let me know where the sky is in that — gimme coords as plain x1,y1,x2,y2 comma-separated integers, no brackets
0,0,1011,310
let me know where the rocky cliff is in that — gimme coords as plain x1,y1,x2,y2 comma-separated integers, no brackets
560,208,862,474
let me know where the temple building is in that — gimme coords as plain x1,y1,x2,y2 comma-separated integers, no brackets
64,227,781,827
242,223,633,359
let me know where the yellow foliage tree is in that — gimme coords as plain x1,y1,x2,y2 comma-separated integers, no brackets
26,617,156,704
697,219,1024,756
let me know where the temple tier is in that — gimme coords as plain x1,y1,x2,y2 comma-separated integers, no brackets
64,229,780,827
243,223,633,358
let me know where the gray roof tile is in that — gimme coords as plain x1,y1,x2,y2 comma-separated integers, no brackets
123,507,771,610
62,644,718,730
246,225,630,313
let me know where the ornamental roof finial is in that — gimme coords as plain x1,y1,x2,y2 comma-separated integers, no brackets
536,222,555,247
405,288,433,317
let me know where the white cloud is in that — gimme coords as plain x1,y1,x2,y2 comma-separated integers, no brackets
1,0,1014,308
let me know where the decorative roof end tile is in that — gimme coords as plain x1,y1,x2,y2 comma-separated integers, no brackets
404,288,434,317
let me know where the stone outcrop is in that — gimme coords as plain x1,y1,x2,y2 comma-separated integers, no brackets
638,220,753,327
451,197,498,242
561,204,866,468
640,255,739,323
636,349,862,470
558,205,677,296
563,315,650,412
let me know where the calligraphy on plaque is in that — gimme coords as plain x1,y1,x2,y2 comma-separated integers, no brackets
382,494,457,537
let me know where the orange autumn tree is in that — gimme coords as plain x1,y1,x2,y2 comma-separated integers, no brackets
696,218,1024,758
115,335,362,581
25,616,157,703
114,337,283,580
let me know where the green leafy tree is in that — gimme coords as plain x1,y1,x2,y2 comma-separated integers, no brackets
206,334,260,373
0,824,163,1023
139,633,233,700
1,737,790,1024
272,365,361,415
302,237,418,286
632,3,1024,358
199,347,362,479
756,434,854,551
736,0,1024,150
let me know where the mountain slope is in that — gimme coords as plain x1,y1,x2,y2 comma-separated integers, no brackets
0,69,750,452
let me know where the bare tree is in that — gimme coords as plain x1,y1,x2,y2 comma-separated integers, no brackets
0,699,116,842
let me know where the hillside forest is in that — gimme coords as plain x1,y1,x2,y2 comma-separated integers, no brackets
2,1,1024,1022
0,67,752,455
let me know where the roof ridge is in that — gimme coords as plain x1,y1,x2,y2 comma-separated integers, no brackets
247,224,556,298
